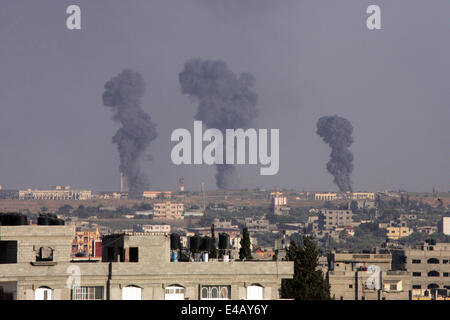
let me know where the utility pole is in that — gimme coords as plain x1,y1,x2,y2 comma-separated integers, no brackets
201,182,206,228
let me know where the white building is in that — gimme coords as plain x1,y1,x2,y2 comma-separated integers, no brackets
439,217,450,235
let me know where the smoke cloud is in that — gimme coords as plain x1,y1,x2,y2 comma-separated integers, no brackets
102,69,158,193
179,59,259,189
316,115,354,192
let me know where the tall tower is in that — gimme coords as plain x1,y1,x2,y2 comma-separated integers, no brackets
179,177,184,192
120,172,124,193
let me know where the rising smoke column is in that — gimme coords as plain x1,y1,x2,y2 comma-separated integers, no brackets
179,59,259,189
316,115,354,192
102,69,158,193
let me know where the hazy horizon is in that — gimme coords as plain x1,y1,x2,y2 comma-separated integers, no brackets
0,1,449,193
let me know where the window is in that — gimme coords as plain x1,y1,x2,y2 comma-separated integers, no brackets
428,270,440,277
444,273,449,277
200,285,230,300
412,272,421,277
36,247,53,262
412,259,421,264
0,241,17,264
349,285,353,288
35,287,52,300
443,260,449,264
427,258,439,264
165,285,185,300
129,248,139,262
412,285,421,289
389,284,397,291
247,285,263,300
122,286,142,300
72,286,104,300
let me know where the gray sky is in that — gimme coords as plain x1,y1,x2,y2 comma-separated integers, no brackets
0,0,449,192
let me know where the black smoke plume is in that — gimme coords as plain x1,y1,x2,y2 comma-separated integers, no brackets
179,59,259,189
316,115,354,192
102,69,158,193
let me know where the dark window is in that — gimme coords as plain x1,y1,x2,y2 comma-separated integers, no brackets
444,273,449,277
413,272,421,277
428,270,440,277
412,285,421,289
107,247,115,262
427,258,439,264
412,259,421,264
443,260,449,264
129,247,139,262
0,241,17,264
349,285,353,288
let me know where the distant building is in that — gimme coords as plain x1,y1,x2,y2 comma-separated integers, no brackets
315,193,337,201
153,202,184,220
245,217,270,233
386,227,411,240
352,192,375,200
271,192,288,215
142,224,171,233
18,186,92,200
142,191,172,199
184,211,204,217
320,209,353,230
438,217,450,235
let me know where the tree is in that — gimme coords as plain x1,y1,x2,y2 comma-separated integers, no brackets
239,227,253,260
210,224,218,259
281,236,331,300
350,200,358,211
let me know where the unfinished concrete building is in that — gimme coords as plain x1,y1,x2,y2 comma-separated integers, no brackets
0,225,293,300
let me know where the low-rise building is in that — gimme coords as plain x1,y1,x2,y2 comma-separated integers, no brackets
0,225,293,300
386,227,411,240
18,186,92,200
142,224,171,233
245,217,270,232
327,251,411,300
315,193,337,201
392,240,450,298
142,191,172,199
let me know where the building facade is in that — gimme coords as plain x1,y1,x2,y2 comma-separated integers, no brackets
392,241,450,299
0,225,293,300
327,252,411,300
18,187,92,200
320,209,353,230
153,202,184,220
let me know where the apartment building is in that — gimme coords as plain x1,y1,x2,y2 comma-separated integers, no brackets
0,225,293,300
392,240,450,298
153,202,184,220
327,252,411,300
320,209,353,230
